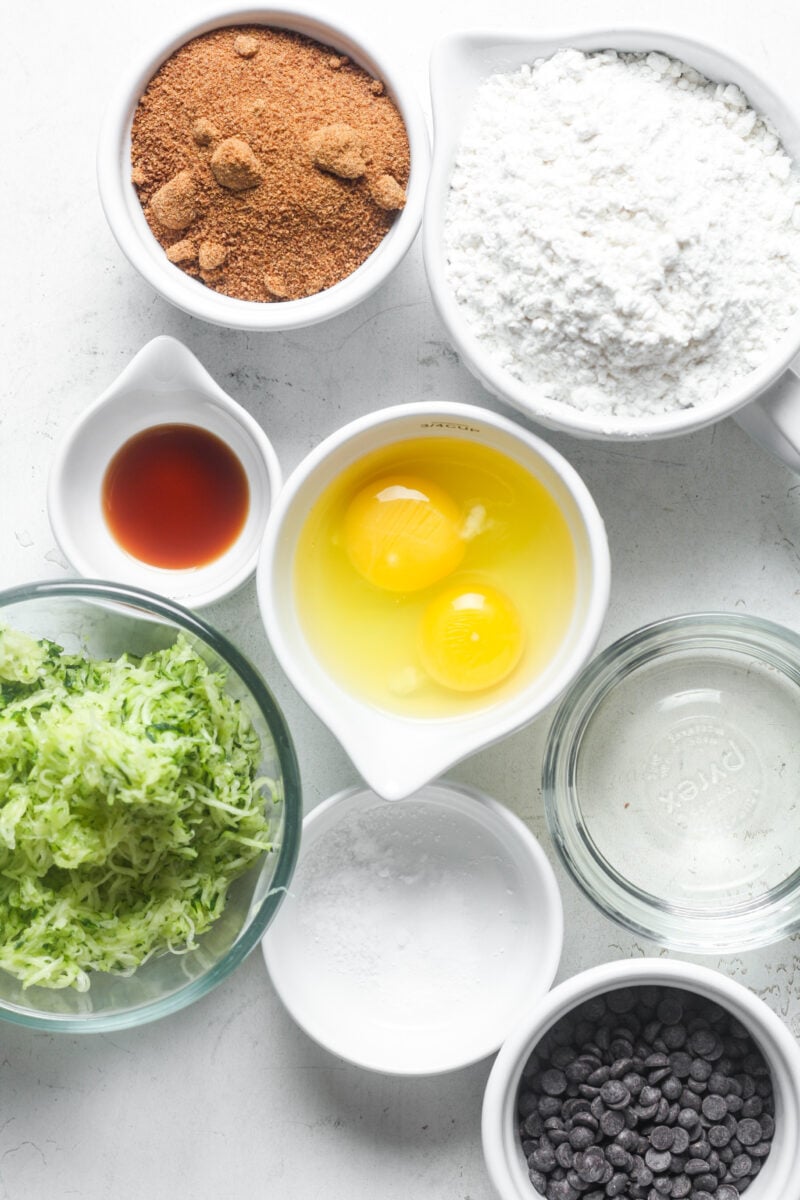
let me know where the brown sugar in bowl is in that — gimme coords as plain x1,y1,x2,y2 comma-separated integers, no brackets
97,7,430,331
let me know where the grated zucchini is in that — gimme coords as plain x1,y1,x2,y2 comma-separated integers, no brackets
0,625,275,990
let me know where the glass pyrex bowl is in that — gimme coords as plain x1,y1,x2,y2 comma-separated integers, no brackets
0,580,301,1031
543,613,800,953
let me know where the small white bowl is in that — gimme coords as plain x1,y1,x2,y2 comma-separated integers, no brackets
97,5,429,331
48,335,281,609
262,780,563,1075
483,958,800,1200
424,28,800,468
257,400,610,800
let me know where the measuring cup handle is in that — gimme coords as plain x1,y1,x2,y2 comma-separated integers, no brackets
734,364,800,473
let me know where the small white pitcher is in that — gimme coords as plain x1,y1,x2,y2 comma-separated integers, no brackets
257,401,610,800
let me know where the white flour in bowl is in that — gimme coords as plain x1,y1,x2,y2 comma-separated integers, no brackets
444,49,800,418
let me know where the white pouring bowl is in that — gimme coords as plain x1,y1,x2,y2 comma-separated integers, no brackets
483,958,800,1200
48,335,281,609
423,28,800,471
97,5,429,332
257,401,610,800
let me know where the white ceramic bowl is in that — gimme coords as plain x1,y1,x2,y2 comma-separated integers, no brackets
263,780,563,1075
256,401,610,800
48,335,281,609
483,958,800,1200
424,28,800,470
97,5,429,331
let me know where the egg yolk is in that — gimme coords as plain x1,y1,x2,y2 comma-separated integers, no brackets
419,582,525,693
343,474,465,592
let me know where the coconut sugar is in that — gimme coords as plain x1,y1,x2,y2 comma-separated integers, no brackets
131,25,410,302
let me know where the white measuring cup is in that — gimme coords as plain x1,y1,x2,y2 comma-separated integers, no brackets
256,401,609,800
423,28,800,469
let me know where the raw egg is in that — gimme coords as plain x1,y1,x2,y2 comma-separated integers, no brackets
294,437,576,718
419,581,525,693
343,474,464,592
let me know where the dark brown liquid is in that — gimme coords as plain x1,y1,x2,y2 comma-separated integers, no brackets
102,424,250,569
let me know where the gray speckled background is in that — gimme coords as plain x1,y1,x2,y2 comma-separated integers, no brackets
1,1,799,1196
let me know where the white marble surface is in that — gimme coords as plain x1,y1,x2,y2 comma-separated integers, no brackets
2,1,800,1197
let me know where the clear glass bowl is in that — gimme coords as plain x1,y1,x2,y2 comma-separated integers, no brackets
0,580,301,1031
543,613,800,953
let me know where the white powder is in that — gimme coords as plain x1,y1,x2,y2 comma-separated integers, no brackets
293,801,503,1016
444,49,800,418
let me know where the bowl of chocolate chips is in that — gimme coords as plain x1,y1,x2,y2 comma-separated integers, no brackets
97,7,429,330
482,958,800,1200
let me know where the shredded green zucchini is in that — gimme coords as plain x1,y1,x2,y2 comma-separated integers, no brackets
0,625,276,990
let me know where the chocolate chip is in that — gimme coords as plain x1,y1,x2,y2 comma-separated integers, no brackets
541,1069,568,1096
523,1113,545,1138
532,1146,557,1172
689,1059,712,1083
670,1129,690,1155
708,1125,731,1148
649,1126,674,1152
555,1142,574,1169
617,1128,641,1152
574,1147,606,1183
645,1053,670,1068
539,1097,562,1117
729,1153,752,1178
551,1046,576,1069
637,1173,656,1191
624,1072,645,1097
606,1145,633,1171
736,1118,762,1146
644,1148,671,1173
753,1108,772,1137
565,1060,592,1084
702,1095,728,1121
529,1168,547,1194
568,1127,595,1151
548,1181,579,1200
606,1173,629,1197
662,1024,687,1050
669,1052,693,1079
740,1096,762,1119
657,998,684,1025
600,1080,631,1109
687,1030,717,1057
